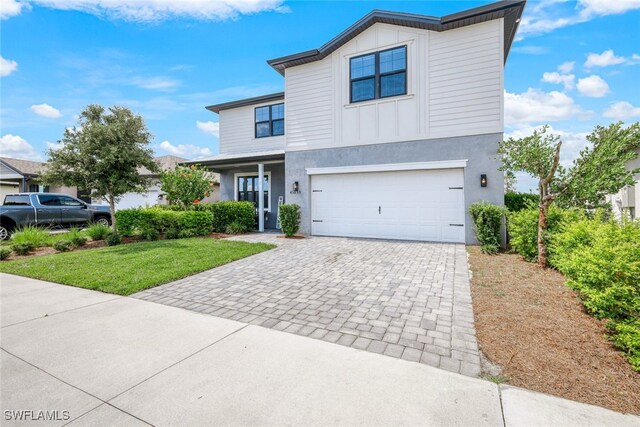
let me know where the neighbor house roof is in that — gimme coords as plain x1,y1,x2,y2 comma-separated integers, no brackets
267,0,526,75
206,92,285,114
0,157,46,176
138,155,188,176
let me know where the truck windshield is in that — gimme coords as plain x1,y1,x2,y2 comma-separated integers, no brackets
3,195,31,206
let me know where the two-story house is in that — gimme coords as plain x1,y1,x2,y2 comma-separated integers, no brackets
195,0,526,243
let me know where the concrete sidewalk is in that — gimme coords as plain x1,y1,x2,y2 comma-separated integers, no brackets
1,273,638,426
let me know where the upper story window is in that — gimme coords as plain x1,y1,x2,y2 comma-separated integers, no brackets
350,45,407,103
255,103,284,138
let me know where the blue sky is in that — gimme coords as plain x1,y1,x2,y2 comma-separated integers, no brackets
1,0,639,191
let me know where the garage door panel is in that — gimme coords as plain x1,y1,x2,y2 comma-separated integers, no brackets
311,168,465,243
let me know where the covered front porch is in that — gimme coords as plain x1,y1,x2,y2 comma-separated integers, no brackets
188,150,285,231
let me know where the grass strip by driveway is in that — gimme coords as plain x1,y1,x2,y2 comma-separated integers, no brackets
0,238,274,296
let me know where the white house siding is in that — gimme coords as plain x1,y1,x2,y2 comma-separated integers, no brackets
219,101,285,155
283,19,504,152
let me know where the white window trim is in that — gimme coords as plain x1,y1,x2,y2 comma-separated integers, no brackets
234,171,272,212
305,160,468,176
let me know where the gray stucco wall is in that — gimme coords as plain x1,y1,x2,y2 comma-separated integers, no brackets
284,133,504,244
219,162,285,229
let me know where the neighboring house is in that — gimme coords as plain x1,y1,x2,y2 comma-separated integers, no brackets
194,0,526,243
0,157,79,200
607,150,640,220
94,155,221,210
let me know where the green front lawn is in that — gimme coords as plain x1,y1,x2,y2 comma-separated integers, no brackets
0,238,274,295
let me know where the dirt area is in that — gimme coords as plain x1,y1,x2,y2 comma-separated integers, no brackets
467,246,640,415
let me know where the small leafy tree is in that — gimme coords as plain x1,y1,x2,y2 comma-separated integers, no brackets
160,165,217,208
499,122,640,267
40,105,158,230
279,204,301,237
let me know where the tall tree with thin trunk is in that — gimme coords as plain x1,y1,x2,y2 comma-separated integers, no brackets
499,122,640,267
40,105,158,230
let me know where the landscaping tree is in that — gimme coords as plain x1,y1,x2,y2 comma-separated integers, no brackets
40,104,158,230
160,165,217,208
498,122,640,268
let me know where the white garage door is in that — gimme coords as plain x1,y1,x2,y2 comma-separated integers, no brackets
311,168,465,243
115,190,159,210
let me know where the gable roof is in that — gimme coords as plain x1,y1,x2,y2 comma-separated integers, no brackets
267,0,526,76
138,155,188,176
206,92,284,114
0,157,46,176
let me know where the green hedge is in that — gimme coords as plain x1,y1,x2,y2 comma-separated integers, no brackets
507,206,584,262
550,218,640,371
116,208,213,237
119,201,255,235
468,201,503,254
504,191,538,212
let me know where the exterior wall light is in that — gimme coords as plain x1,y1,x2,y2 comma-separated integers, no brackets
480,174,487,187
291,181,300,194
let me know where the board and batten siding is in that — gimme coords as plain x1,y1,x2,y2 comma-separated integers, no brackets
218,101,285,155
283,19,504,152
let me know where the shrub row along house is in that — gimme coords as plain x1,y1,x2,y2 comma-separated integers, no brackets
194,0,526,243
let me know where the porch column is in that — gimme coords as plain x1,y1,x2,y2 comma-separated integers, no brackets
258,163,264,232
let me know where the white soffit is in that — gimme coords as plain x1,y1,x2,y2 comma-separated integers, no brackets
305,160,468,175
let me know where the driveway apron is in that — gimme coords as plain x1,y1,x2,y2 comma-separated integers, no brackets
134,234,481,376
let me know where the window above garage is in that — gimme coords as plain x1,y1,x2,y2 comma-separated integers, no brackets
350,45,407,103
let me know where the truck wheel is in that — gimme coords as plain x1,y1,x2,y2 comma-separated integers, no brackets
95,217,111,226
0,225,9,241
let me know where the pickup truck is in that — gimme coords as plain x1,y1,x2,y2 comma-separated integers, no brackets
0,193,112,240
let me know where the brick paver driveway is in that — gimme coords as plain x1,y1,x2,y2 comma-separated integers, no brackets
134,234,481,376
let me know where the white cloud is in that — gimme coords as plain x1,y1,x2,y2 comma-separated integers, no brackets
45,141,65,152
579,0,640,17
0,55,18,77
512,45,549,55
558,61,575,73
576,75,610,97
4,0,288,22
30,103,63,118
518,0,640,38
0,134,42,160
0,0,28,19
585,49,627,68
504,88,589,126
159,140,212,159
128,76,180,90
196,121,219,137
542,71,575,90
603,101,640,120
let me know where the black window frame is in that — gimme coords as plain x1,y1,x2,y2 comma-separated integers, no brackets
236,174,270,211
255,103,284,139
350,45,407,103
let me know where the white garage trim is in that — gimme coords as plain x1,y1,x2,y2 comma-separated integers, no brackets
305,160,468,176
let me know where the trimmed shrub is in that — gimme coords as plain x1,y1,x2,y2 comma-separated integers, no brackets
279,204,301,237
115,208,212,237
504,191,538,212
206,201,255,233
53,240,73,252
86,223,111,241
140,227,159,241
225,220,249,234
507,206,584,262
12,242,35,255
550,217,640,371
165,227,180,240
179,229,196,239
105,231,122,246
0,247,12,260
468,202,504,254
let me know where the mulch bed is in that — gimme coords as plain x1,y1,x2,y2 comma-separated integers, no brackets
2,232,235,261
467,246,640,415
